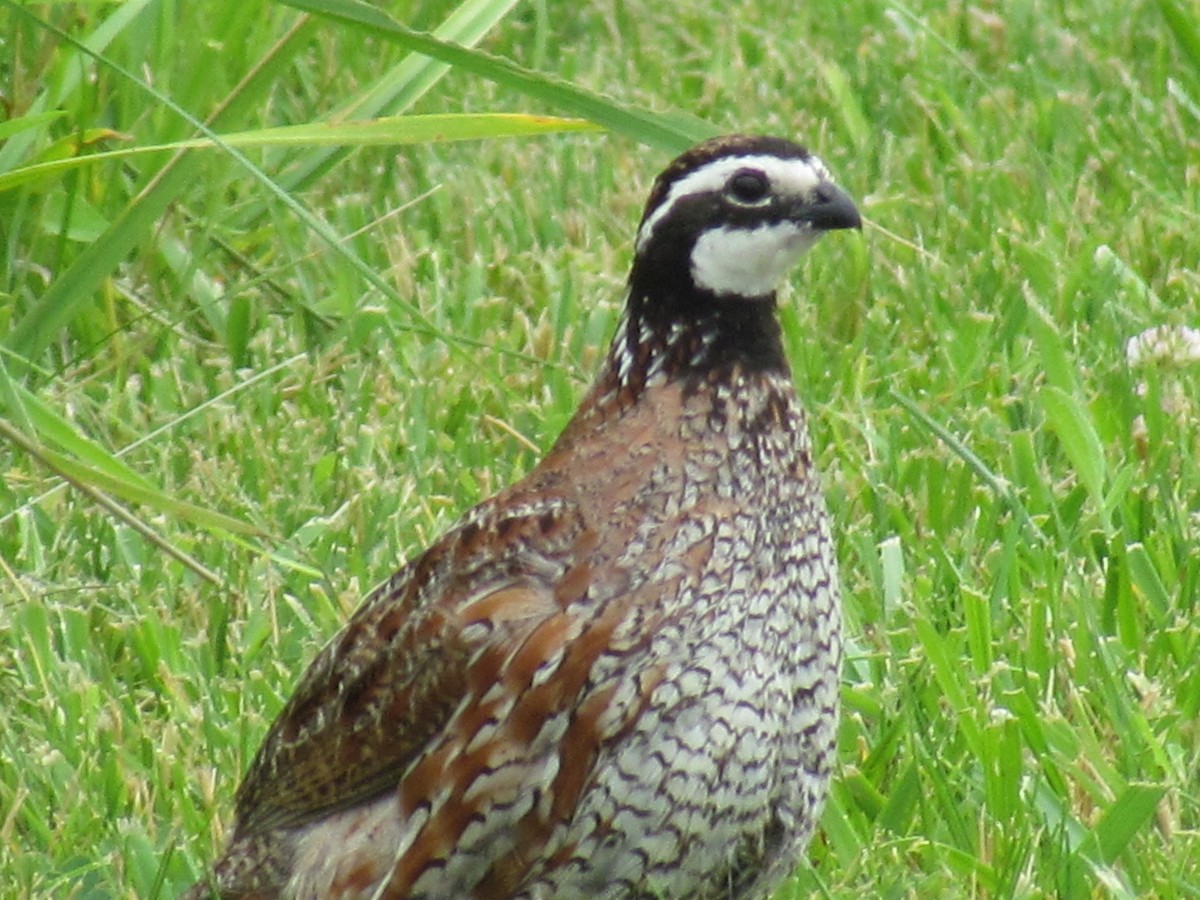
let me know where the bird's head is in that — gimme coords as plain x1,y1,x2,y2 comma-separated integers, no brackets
632,135,861,301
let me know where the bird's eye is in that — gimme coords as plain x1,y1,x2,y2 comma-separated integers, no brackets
726,169,770,205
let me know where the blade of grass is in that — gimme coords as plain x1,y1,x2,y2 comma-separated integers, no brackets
6,13,567,379
0,354,303,529
0,110,68,142
1038,385,1109,533
0,418,260,538
1025,291,1084,395
0,114,601,192
0,377,152,489
276,0,525,194
912,613,983,757
1077,783,1166,866
1124,542,1171,618
3,11,314,375
0,0,156,173
890,390,1045,543
1159,0,1200,79
280,0,716,152
0,418,224,585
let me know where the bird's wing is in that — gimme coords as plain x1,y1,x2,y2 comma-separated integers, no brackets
231,491,601,838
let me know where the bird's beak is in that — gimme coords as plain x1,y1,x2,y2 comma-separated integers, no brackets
795,183,862,232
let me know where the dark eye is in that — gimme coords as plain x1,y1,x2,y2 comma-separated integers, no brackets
726,169,770,205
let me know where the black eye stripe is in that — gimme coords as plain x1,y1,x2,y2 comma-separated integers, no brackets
726,169,770,204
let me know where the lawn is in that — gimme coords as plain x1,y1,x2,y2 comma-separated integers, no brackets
2,0,1198,896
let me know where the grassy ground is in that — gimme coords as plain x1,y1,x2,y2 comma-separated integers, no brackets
3,0,1199,896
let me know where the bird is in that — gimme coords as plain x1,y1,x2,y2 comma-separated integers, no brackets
188,133,860,900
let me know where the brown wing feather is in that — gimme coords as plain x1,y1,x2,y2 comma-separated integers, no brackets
231,490,594,839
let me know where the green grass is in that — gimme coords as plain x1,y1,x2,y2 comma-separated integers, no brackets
3,0,1199,896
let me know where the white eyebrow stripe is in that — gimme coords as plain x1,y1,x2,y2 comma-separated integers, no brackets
635,153,831,252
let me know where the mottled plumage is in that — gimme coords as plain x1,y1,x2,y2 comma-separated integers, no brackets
189,134,860,899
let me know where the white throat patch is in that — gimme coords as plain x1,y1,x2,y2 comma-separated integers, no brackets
690,222,823,297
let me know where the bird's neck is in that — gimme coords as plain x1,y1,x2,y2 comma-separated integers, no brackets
598,281,792,400
543,282,805,467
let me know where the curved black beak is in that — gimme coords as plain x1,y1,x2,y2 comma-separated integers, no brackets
797,183,862,232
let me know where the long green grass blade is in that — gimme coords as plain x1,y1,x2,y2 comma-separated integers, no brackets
0,110,68,142
1038,386,1109,530
0,368,152,489
276,0,523,194
1159,0,1200,78
1078,783,1166,866
0,0,156,172
0,416,260,537
2,14,312,374
279,0,715,152
890,390,1044,543
0,114,601,192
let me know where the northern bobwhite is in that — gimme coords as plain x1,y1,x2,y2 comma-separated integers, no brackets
189,134,860,899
